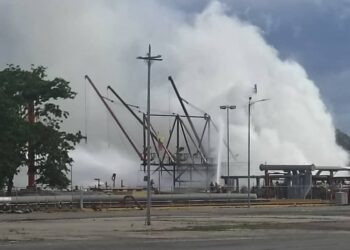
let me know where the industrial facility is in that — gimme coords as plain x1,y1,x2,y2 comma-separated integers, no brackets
3,70,349,211
1,47,350,212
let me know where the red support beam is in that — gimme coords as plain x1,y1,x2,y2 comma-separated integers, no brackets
27,101,35,188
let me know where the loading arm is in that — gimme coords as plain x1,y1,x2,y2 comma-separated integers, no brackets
107,85,175,163
85,75,143,160
168,76,207,163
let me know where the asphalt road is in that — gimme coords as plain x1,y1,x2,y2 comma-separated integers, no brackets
1,205,350,250
2,233,350,250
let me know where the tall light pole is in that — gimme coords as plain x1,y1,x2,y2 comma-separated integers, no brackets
70,165,73,191
248,97,269,208
137,45,162,226
220,105,236,180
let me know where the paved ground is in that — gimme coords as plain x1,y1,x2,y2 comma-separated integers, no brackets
1,205,350,249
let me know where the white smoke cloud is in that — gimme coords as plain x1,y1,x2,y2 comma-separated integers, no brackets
1,1,347,187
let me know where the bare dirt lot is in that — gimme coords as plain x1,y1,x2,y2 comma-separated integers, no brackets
1,205,350,249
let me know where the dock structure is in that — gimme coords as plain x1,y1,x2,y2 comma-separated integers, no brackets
85,75,221,191
222,164,350,199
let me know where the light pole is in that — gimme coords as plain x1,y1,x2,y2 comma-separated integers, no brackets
70,165,73,191
248,97,269,208
137,45,162,226
220,105,236,181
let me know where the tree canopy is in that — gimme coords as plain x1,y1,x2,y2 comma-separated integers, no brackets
0,65,81,193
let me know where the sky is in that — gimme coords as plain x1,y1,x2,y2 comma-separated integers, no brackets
0,0,349,188
164,0,350,134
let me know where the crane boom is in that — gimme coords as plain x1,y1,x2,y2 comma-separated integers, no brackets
107,85,175,163
85,75,143,160
168,76,207,163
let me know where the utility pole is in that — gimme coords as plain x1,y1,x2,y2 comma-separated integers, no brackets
248,97,251,208
226,108,230,178
137,45,162,226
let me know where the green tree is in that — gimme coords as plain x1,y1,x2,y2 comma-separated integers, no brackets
0,65,81,194
0,85,27,194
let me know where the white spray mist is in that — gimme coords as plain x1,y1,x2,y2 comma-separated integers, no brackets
0,1,346,187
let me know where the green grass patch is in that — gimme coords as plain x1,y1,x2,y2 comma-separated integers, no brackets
132,222,279,232
169,223,276,231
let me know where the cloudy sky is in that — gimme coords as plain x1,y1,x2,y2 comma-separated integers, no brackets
2,0,348,129
1,0,349,188
165,0,350,133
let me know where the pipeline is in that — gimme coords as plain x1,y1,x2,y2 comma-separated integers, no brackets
0,193,257,204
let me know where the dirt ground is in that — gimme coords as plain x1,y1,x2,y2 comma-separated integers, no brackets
1,205,350,242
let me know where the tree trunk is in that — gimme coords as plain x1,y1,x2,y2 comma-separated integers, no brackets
6,175,14,196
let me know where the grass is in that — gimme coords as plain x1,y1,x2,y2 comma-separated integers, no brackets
168,222,277,231
131,222,279,232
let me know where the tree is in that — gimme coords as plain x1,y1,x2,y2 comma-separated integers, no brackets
0,93,26,194
0,65,81,194
0,67,28,194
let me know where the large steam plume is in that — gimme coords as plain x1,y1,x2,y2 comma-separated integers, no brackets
0,1,347,187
